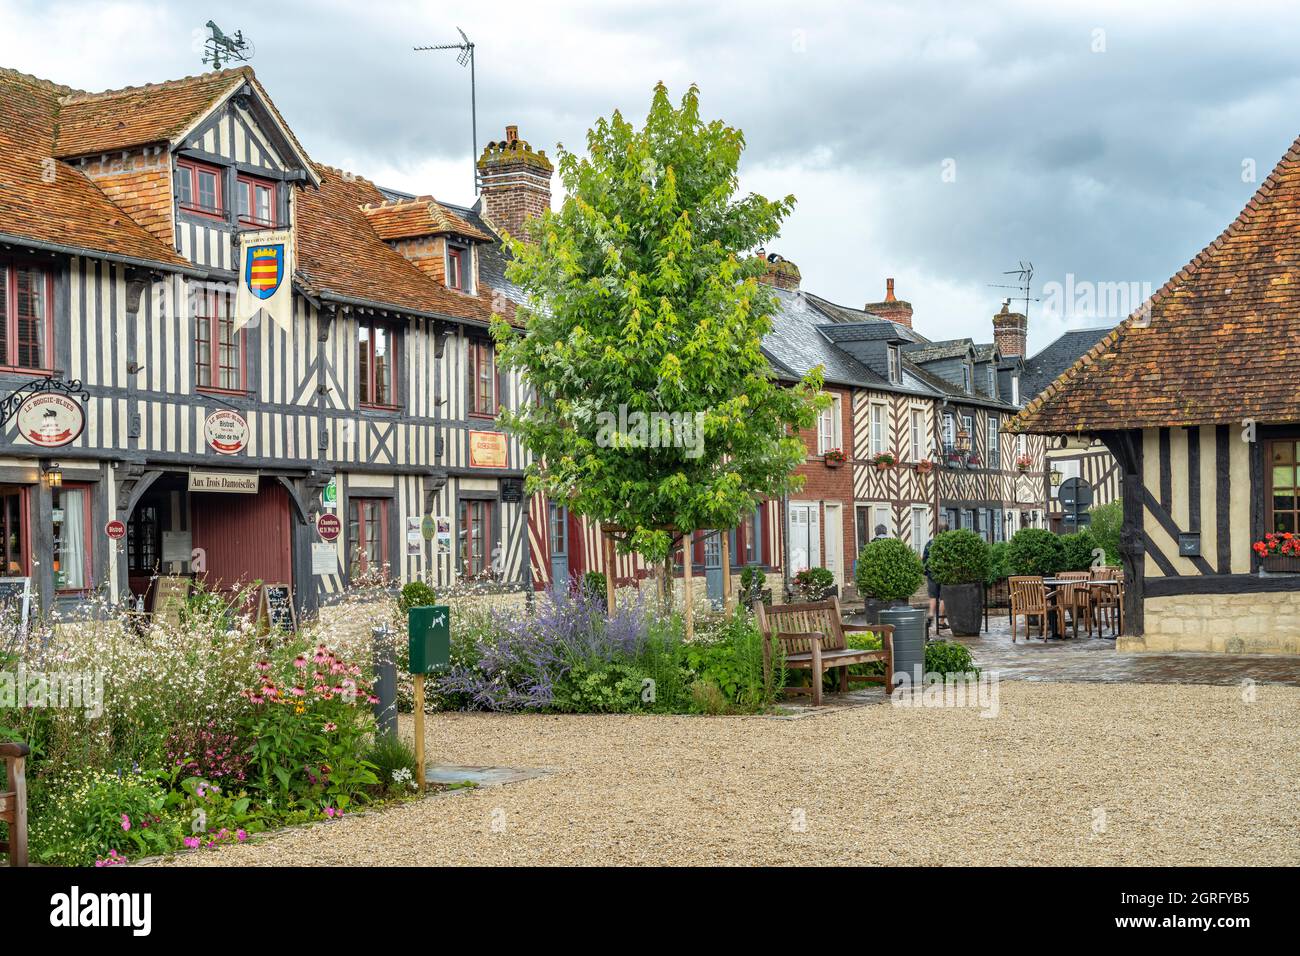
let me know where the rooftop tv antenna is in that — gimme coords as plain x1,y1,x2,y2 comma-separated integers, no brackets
414,28,478,196
201,21,254,70
988,261,1040,320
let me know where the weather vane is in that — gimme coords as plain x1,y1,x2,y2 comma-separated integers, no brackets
202,20,255,70
415,28,478,196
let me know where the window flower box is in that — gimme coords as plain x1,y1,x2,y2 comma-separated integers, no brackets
871,452,896,470
944,451,965,468
1014,453,1034,473
915,458,934,474
823,448,847,468
965,453,982,467
1253,533,1300,574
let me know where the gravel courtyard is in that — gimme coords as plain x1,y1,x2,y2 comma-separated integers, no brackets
162,680,1300,867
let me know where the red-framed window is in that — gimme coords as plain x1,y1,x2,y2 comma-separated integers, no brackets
0,262,54,373
0,486,30,577
447,247,463,290
468,340,497,417
348,497,389,578
194,288,244,391
1267,438,1300,534
459,498,494,579
177,159,225,219
52,483,93,593
236,174,277,227
358,319,397,408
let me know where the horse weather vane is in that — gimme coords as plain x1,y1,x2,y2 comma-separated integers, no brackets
201,20,255,70
415,28,478,196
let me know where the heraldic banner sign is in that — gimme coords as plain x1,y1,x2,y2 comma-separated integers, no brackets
235,229,294,334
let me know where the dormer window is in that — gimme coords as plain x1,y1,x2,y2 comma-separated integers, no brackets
987,367,996,397
887,345,901,384
236,174,277,227
447,243,471,293
177,159,224,219
962,363,972,393
1012,375,1021,405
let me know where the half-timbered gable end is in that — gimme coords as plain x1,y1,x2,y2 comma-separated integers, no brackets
1011,130,1300,654
0,63,537,617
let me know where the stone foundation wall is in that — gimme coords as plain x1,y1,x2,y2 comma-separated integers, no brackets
1124,591,1300,655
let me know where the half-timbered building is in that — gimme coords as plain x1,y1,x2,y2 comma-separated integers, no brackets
1010,131,1300,654
0,64,545,617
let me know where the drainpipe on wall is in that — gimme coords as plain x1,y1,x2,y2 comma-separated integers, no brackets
781,492,791,602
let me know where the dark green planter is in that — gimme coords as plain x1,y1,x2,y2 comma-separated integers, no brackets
863,597,907,625
942,582,984,636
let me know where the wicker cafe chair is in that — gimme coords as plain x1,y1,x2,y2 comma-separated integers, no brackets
1008,576,1059,642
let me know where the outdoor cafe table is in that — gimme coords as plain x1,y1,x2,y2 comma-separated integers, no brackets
1041,579,1121,638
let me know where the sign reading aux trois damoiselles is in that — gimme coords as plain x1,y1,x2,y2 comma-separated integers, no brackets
188,470,259,494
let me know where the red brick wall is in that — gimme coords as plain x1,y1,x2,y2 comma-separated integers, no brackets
788,387,856,582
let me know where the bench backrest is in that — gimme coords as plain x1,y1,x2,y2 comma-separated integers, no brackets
755,598,846,652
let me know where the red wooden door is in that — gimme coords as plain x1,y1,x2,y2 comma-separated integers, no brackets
191,481,293,592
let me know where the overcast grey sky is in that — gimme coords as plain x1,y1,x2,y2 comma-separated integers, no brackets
4,0,1298,350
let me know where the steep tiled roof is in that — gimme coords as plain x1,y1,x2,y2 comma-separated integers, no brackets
1013,134,1300,433
361,196,493,243
764,288,890,389
1019,327,1114,400
802,292,926,342
0,67,190,270
53,68,247,157
296,166,499,324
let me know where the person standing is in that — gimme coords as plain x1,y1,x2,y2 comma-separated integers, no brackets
924,521,949,633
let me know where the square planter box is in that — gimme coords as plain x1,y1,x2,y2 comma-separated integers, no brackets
1262,555,1300,574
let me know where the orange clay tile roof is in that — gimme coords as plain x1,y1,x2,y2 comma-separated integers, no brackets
53,68,247,157
297,167,505,324
361,196,493,243
0,67,190,269
1011,133,1300,435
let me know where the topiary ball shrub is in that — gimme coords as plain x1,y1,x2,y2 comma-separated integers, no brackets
398,580,438,613
1006,527,1066,576
855,538,924,601
1060,528,1099,571
926,529,991,585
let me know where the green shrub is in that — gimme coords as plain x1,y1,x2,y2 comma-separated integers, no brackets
793,566,835,600
29,768,176,866
398,580,438,614
1089,499,1123,565
925,640,979,677
986,541,1011,585
1060,528,1100,571
365,734,420,796
1006,527,1066,576
683,609,781,712
926,529,991,585
855,539,924,601
581,571,608,600
551,660,649,713
823,629,886,690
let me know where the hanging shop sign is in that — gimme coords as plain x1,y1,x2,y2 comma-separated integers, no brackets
234,229,295,335
420,514,436,541
204,410,249,455
188,470,259,493
316,512,342,541
16,393,85,449
468,430,508,468
104,519,127,541
322,477,338,507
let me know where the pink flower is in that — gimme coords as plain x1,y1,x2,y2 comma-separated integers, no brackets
256,660,271,672
323,722,337,732
290,686,305,697
121,814,131,831
184,836,201,849
293,655,308,669
237,829,248,842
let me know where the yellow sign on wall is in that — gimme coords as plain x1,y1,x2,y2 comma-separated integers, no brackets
468,430,508,468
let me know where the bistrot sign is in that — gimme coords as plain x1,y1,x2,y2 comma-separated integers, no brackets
205,409,249,455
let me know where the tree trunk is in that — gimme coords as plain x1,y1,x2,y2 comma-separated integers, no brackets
603,533,615,617
720,530,732,613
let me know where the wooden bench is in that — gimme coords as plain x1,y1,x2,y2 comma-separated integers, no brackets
0,742,29,867
755,597,894,706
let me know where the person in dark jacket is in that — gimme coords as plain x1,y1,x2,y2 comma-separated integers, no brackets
924,521,949,631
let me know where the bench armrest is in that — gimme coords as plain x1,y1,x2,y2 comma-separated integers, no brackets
0,743,30,759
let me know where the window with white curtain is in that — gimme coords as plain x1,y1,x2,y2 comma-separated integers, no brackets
910,408,925,461
870,403,887,456
52,486,88,590
817,395,842,454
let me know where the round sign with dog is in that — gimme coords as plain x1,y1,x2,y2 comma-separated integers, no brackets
17,392,85,448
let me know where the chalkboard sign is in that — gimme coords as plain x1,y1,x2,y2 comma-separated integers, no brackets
500,478,524,503
0,576,31,641
259,583,297,634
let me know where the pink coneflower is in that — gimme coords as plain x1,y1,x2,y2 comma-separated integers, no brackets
256,660,271,672
293,655,308,669
290,686,305,697
314,648,328,663
322,722,337,732
367,695,380,705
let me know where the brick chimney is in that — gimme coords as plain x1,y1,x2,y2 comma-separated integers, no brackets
993,299,1028,358
476,125,553,240
865,277,913,329
754,250,801,291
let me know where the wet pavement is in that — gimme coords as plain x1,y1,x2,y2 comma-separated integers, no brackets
847,610,1300,686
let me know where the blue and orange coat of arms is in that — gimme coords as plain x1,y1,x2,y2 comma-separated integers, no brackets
243,244,284,299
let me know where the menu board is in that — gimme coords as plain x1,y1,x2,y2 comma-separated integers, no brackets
0,576,31,641
259,583,297,634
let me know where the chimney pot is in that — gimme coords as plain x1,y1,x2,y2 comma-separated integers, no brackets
885,277,896,302
505,125,519,143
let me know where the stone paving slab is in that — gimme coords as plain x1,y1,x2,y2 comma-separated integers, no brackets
425,765,554,787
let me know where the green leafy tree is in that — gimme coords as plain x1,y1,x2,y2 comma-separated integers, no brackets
1089,499,1123,565
494,84,823,570
1006,527,1066,577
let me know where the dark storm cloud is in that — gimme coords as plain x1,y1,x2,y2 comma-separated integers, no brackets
6,0,1300,340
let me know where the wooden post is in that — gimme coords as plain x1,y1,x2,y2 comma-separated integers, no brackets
413,673,426,791
604,532,616,616
721,531,732,612
683,531,694,639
